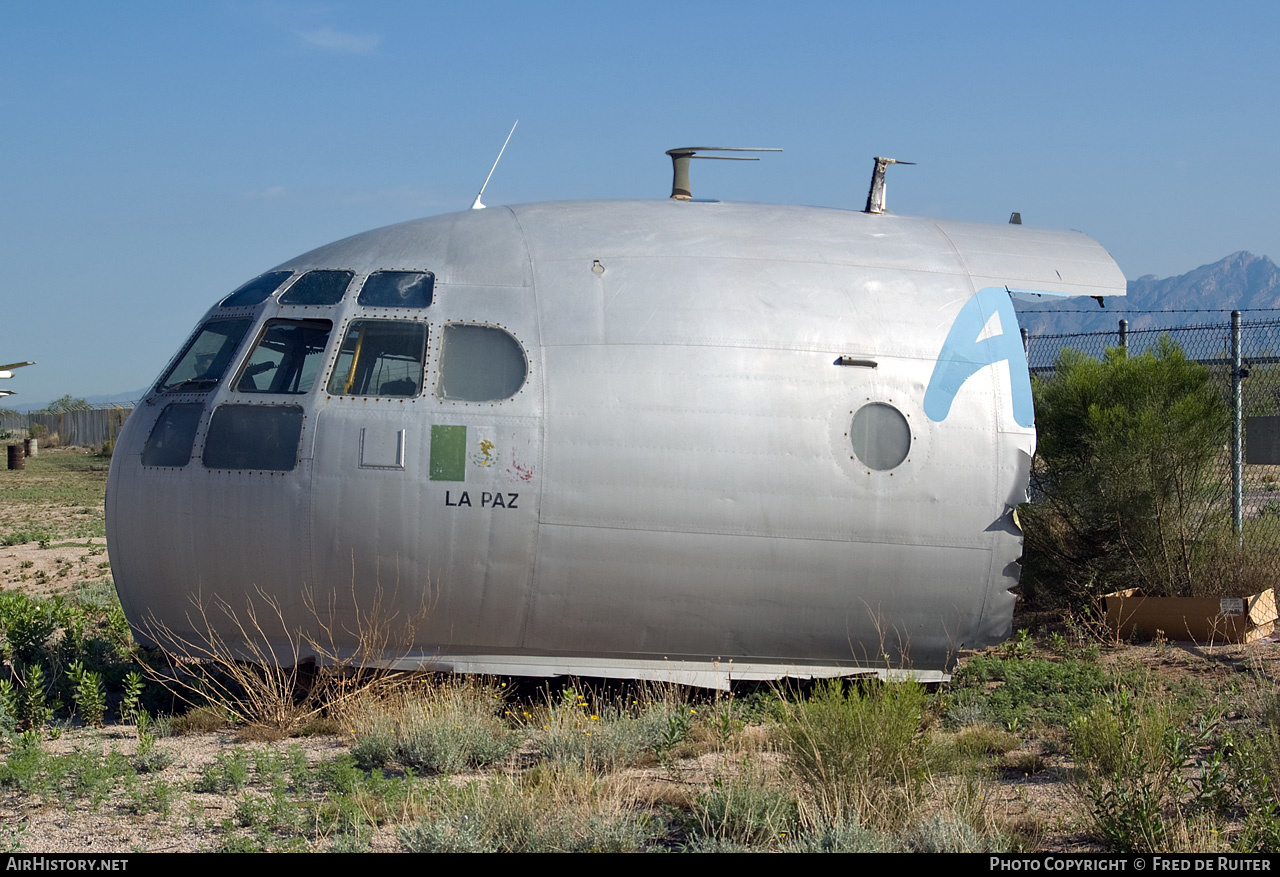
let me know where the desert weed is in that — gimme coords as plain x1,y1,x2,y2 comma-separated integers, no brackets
536,683,694,773
1069,675,1209,852
399,764,659,853
348,677,517,773
690,762,798,849
778,677,929,831
141,582,423,739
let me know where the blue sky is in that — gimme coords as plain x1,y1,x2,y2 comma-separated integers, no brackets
3,1,1279,405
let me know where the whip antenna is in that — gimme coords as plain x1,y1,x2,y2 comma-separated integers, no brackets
471,120,518,210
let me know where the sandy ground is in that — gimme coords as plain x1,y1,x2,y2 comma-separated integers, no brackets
0,538,112,599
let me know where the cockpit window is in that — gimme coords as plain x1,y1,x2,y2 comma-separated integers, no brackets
279,270,354,306
203,404,303,471
357,271,434,308
435,324,528,402
235,319,333,394
156,318,253,393
219,271,293,308
327,320,427,397
142,403,203,468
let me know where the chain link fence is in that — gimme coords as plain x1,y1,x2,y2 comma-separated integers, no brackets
1024,312,1280,597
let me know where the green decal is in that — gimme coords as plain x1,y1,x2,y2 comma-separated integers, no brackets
430,425,466,481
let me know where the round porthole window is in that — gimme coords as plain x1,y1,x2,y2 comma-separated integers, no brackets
851,402,911,470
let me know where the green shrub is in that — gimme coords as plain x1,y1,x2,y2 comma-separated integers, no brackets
398,768,660,853
0,681,15,737
906,812,996,853
691,768,798,848
1021,339,1230,605
0,593,59,666
537,686,687,773
195,750,253,794
778,678,929,831
780,818,898,853
349,679,517,774
0,733,48,794
950,655,1109,728
67,660,106,726
1217,705,1280,852
13,663,54,733
0,738,137,809
1070,685,1207,852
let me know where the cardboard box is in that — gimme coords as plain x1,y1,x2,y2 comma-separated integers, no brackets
1099,588,1277,644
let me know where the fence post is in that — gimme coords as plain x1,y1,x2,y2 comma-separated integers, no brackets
1232,310,1243,542
1118,319,1128,353
1020,327,1029,361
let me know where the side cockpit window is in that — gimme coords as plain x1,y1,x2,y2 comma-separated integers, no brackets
358,271,434,308
156,318,252,394
280,270,354,306
436,324,528,402
328,320,427,397
235,319,333,394
142,403,203,467
203,405,303,471
219,271,293,308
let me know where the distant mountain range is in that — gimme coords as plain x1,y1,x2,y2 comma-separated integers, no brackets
1014,251,1280,339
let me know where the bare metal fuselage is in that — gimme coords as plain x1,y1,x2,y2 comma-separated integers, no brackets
106,200,1124,686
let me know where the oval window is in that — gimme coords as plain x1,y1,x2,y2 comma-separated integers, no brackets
436,324,527,402
851,403,911,470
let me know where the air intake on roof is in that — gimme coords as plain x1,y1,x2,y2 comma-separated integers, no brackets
665,146,781,200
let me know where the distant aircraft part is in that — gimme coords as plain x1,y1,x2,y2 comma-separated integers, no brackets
0,361,34,395
0,361,35,382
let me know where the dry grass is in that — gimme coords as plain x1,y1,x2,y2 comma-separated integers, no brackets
140,582,428,739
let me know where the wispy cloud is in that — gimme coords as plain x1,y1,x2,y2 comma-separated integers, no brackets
242,185,287,200
296,25,379,54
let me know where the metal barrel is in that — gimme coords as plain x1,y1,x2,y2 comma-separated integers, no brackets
7,444,24,470
23,437,37,457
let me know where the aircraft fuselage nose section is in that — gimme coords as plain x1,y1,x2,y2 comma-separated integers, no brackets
106,200,1124,686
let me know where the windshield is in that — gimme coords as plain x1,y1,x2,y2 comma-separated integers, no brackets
156,318,253,393
235,319,333,394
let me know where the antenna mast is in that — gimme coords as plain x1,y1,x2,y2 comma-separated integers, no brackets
471,120,518,210
863,156,915,214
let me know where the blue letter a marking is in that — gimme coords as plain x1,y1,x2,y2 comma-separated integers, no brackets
924,287,1033,428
